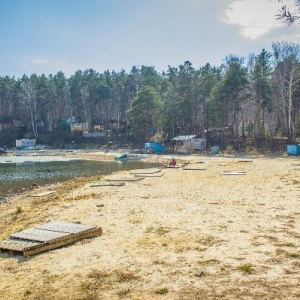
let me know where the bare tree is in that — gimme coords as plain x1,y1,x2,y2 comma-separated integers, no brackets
20,76,38,139
272,42,300,139
276,0,300,25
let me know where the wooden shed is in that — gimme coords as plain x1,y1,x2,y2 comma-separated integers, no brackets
172,135,206,153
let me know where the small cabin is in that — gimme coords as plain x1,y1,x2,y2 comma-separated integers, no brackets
172,135,206,154
70,122,91,133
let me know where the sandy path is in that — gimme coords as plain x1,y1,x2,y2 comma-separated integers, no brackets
0,155,300,299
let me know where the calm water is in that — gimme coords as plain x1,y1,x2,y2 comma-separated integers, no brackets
0,159,161,201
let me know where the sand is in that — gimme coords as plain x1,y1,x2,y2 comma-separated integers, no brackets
0,152,300,300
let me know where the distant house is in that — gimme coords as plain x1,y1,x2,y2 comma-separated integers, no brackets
70,122,91,133
16,139,36,150
172,135,206,154
83,132,106,138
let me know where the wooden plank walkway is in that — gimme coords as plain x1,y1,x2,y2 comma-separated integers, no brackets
220,171,246,175
134,172,164,177
223,170,246,174
0,221,102,256
106,176,144,182
130,169,161,174
90,182,125,187
30,190,56,197
164,165,183,169
183,167,207,170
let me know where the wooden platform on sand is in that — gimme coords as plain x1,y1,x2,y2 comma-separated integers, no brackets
134,172,164,177
183,167,207,171
220,171,246,175
106,176,144,182
130,169,162,174
30,190,56,197
90,182,125,187
223,170,246,174
164,164,183,168
0,221,102,256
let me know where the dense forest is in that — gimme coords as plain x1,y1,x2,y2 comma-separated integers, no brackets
1,41,300,152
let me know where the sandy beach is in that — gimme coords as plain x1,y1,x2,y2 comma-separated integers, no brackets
0,152,300,299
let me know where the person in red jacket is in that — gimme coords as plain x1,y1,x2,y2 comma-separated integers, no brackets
169,158,176,166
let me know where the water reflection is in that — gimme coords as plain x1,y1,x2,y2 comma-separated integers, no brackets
0,160,161,200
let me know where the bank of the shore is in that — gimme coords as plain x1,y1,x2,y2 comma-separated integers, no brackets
0,152,300,299
0,150,166,203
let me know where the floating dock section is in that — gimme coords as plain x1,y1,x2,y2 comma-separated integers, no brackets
0,221,102,256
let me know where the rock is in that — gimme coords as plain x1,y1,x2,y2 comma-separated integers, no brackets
195,270,204,277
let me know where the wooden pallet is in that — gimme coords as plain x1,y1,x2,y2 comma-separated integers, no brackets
0,221,102,256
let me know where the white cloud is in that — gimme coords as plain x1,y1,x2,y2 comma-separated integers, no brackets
221,0,296,39
32,58,48,65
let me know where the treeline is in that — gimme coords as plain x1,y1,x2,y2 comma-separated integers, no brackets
1,41,300,146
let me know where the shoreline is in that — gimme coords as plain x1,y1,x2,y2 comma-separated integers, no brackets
0,151,164,204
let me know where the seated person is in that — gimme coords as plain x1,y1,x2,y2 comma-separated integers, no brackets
169,158,176,166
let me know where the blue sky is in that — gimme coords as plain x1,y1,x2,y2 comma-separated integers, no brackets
0,0,299,78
